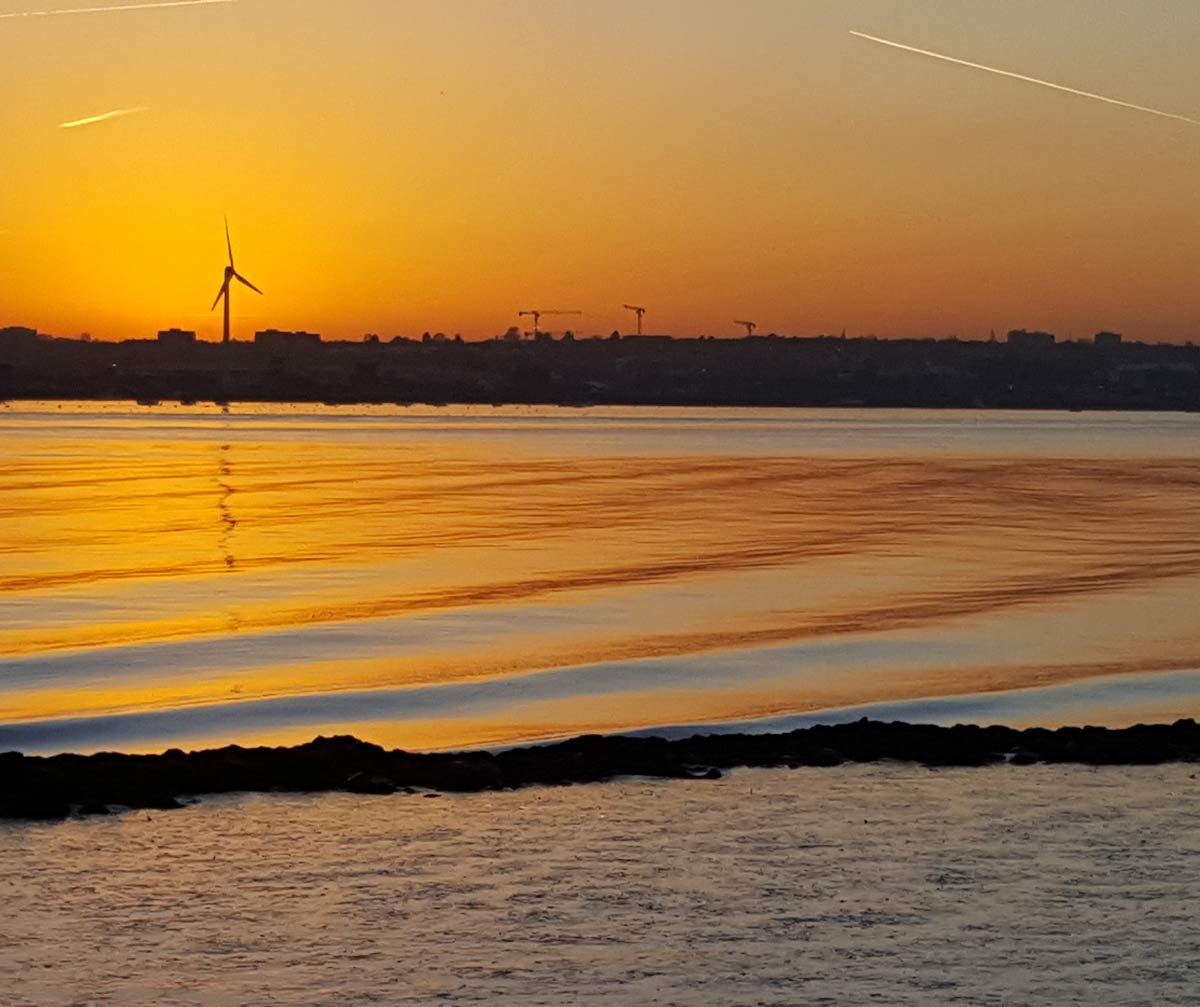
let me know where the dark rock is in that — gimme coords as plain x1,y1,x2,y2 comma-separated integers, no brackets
4,719,1200,823
0,798,70,822
799,748,845,767
77,803,112,817
346,772,397,795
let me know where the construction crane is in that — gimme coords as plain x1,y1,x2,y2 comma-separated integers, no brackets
517,309,582,339
734,320,757,336
623,304,647,336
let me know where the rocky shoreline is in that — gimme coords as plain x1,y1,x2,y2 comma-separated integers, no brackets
3,718,1199,821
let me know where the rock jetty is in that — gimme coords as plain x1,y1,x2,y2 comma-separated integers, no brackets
3,718,1199,821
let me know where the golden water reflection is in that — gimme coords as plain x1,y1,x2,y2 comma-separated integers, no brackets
1,404,1198,753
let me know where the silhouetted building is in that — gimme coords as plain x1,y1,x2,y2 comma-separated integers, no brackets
1007,329,1056,350
1094,331,1123,348
157,328,197,347
255,329,321,349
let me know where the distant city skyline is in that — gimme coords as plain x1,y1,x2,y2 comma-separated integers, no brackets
0,320,1181,346
1,0,1198,343
0,321,1164,349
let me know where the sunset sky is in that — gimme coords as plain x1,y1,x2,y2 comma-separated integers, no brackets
1,0,1197,342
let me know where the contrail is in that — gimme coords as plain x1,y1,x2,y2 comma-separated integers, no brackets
0,0,234,18
850,30,1200,128
59,106,148,128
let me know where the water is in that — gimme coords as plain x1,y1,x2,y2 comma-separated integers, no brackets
2,402,1199,755
3,765,1198,1006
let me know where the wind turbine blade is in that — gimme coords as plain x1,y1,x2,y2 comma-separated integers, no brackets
234,272,263,295
225,217,235,269
211,278,230,311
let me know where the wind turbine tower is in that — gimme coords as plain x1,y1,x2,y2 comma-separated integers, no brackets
734,320,757,337
211,219,263,343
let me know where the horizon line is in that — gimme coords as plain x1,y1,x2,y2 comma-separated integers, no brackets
6,330,1175,346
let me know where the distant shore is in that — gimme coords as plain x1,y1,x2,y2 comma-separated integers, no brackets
4,719,1199,821
3,333,1199,411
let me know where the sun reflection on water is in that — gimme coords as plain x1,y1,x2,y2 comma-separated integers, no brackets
1,403,1199,753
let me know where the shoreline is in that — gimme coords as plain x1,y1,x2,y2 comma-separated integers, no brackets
3,718,1199,822
5,334,1199,412
4,396,1200,414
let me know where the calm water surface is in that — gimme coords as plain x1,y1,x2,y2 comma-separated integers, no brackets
1,403,1199,754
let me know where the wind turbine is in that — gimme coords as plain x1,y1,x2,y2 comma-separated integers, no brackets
211,218,263,343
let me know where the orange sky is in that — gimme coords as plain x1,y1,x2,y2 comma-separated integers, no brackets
1,0,1198,342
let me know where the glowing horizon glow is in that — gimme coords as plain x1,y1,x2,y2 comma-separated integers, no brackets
0,0,233,18
59,106,148,129
849,30,1200,128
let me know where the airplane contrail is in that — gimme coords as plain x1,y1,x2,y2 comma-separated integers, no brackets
59,106,148,128
0,0,234,18
850,30,1200,128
